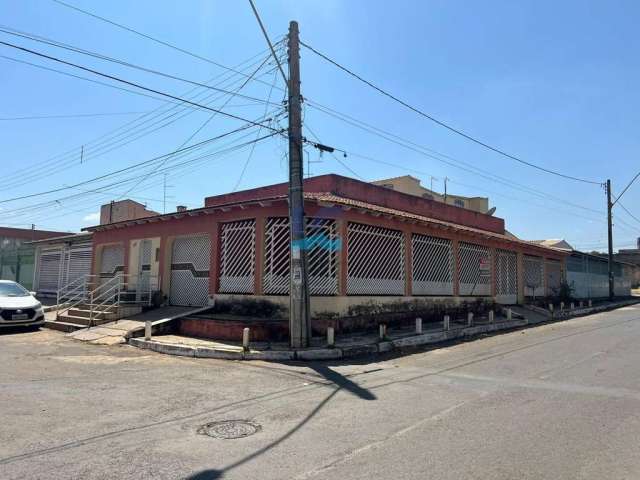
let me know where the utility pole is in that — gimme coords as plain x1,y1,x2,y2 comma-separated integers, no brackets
606,179,614,300
287,20,310,348
444,177,448,203
163,173,167,214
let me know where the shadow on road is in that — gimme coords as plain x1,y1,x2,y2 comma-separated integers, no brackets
184,365,375,479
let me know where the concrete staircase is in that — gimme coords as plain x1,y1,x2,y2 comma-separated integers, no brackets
45,304,143,332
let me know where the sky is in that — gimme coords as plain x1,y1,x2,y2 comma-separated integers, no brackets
1,0,639,252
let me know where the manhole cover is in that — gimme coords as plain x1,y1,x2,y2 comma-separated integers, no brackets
198,420,261,439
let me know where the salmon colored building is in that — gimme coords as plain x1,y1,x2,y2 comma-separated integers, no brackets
84,174,568,316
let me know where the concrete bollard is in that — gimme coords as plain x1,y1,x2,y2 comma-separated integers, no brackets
144,320,152,341
570,302,575,310
415,317,422,334
242,327,250,351
467,312,474,327
379,324,387,340
489,310,495,323
507,309,512,321
549,303,554,313
327,326,335,347
444,315,450,331
588,299,592,307
560,302,565,311
579,301,584,308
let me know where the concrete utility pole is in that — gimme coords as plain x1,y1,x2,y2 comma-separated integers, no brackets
606,179,614,300
287,21,311,348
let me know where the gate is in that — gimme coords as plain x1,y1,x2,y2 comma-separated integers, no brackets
459,242,491,296
219,220,255,294
523,255,544,298
37,247,62,294
170,235,210,306
495,249,518,304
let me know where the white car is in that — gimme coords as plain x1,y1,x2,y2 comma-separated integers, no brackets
0,280,45,329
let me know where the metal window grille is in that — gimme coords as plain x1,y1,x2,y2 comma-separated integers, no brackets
219,219,255,293
347,222,404,295
546,259,562,296
100,245,124,278
170,235,211,306
495,249,518,303
458,242,491,296
263,217,338,295
411,234,453,295
524,255,544,298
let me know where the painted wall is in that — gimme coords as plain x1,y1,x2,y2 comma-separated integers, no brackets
91,199,566,312
204,174,504,234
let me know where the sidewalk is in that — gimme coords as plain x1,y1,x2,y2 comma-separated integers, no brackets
128,298,640,362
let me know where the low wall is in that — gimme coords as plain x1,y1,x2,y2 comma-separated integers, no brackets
213,294,493,317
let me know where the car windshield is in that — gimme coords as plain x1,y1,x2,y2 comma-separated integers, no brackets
0,283,30,297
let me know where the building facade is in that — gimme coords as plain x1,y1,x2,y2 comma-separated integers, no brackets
85,175,567,314
371,175,490,214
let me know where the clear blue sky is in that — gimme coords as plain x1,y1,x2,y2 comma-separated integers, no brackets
1,0,639,252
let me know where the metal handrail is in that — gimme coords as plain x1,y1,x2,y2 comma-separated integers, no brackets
56,276,89,320
56,272,162,326
89,275,122,327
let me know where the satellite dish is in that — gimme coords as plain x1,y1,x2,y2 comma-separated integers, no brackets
487,207,497,216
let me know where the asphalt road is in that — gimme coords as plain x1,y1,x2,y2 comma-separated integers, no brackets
2,305,640,480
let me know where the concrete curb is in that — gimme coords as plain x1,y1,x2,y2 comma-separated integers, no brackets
127,318,528,362
127,300,639,362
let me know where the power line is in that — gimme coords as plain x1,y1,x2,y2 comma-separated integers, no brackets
616,200,640,226
0,40,283,133
0,128,281,221
0,55,276,192
1,41,277,185
0,111,146,121
234,68,280,191
300,40,603,186
121,51,276,198
305,100,604,216
247,0,288,85
0,121,280,205
0,26,282,108
612,171,640,206
51,0,286,92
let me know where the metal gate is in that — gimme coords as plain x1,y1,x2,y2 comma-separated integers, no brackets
263,217,338,295
219,220,255,294
546,259,562,296
37,247,62,294
100,244,124,284
61,243,93,287
523,255,544,298
346,222,405,295
459,242,491,296
170,235,210,306
495,249,518,304
137,239,152,299
411,234,453,295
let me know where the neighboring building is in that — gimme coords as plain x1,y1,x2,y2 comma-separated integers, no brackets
26,200,159,296
84,174,567,319
531,238,636,297
100,199,159,225
0,226,73,289
371,175,490,214
31,233,93,296
0,226,71,250
530,239,574,251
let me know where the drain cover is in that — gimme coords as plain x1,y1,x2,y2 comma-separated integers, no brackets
198,420,261,439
